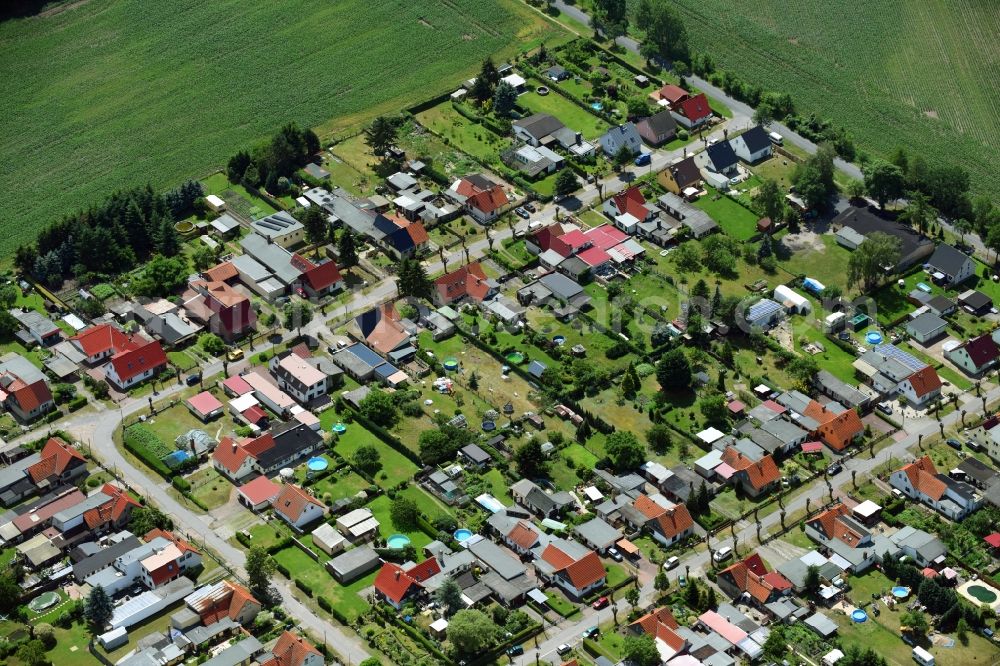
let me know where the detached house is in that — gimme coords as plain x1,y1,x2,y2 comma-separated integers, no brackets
729,125,773,163
212,424,323,482
890,456,981,520
534,538,606,599
636,110,678,146
603,187,655,235
703,141,738,176
717,554,793,606
804,504,892,573
263,631,324,666
624,495,694,546
138,529,203,590
669,92,712,129
487,513,543,554
373,558,441,609
27,437,87,490
293,256,344,299
510,479,574,518
71,323,167,390
658,156,702,196
186,580,261,627
185,280,257,342
721,448,780,497
946,334,1000,376
270,351,335,404
272,484,325,530
432,262,498,306
803,400,864,452
447,174,509,224
599,123,643,158
628,607,687,663
0,355,53,422
926,243,975,286
898,365,943,407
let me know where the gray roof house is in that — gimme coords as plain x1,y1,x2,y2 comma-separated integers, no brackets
888,526,946,567
813,370,871,409
249,211,304,247
573,517,621,553
510,479,574,518
240,233,303,286
599,123,643,157
926,243,975,286
326,545,381,583
459,443,492,467
905,311,948,344
657,192,718,238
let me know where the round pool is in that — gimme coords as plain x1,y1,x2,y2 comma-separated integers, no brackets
506,352,525,365
967,584,999,603
443,358,460,372
851,609,868,623
387,534,411,549
866,330,884,345
454,528,473,542
590,102,604,111
307,457,328,472
332,423,347,434
553,335,566,346
537,86,550,96
892,586,910,599
482,420,496,432
28,591,60,613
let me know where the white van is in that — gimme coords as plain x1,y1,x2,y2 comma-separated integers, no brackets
768,131,784,145
665,556,680,570
912,646,935,666
713,546,733,563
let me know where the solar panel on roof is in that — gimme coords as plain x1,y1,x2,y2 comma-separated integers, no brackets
874,344,927,371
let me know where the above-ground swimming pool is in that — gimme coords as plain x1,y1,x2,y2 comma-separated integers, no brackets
866,331,884,345
307,457,328,472
28,591,60,612
387,534,411,549
332,423,347,434
454,529,473,542
892,586,910,599
851,609,868,623
443,358,459,371
482,420,496,432
553,335,566,345
506,352,525,365
967,584,999,603
537,86,550,95
590,102,603,111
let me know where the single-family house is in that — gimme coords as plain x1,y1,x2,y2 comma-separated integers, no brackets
236,476,280,512
729,126,773,163
0,355,54,422
703,141,738,176
185,579,261,627
803,400,864,452
898,365,943,407
717,554,793,606
658,156,702,196
12,310,61,347
510,478,574,518
623,495,694,546
574,517,621,553
832,206,934,271
926,243,975,286
636,110,677,146
294,256,344,298
352,303,414,360
184,280,257,342
447,174,509,224
266,631,325,666
138,529,203,590
433,262,498,306
669,93,712,128
599,123,643,157
373,558,442,609
534,537,606,599
487,513,543,554
628,607,687,663
507,144,564,177
212,423,323,482
721,448,780,497
603,187,654,227
270,351,335,404
250,211,304,248
888,526,947,567
657,192,718,238
804,504,888,573
946,334,1000,376
650,83,689,107
271,483,325,530
854,345,941,407
890,456,981,520
906,312,948,344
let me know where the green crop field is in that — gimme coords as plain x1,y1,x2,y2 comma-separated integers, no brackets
671,0,1000,194
0,0,568,261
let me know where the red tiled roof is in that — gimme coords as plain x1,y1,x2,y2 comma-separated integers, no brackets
374,557,441,604
676,93,711,122
507,521,540,549
718,554,791,604
26,437,85,484
633,494,666,520
187,391,223,416
83,484,140,530
213,436,254,475
241,405,268,425
808,503,867,547
302,261,343,292
203,261,239,283
721,448,780,491
144,528,200,555
71,323,130,357
610,187,649,220
900,456,946,501
631,607,685,652
434,262,493,304
5,378,52,415
577,246,611,267
195,580,260,626
655,84,689,105
906,366,942,398
467,185,508,215
804,401,864,451
109,338,167,383
238,476,280,506
266,631,322,666
541,544,605,590
651,504,694,540
273,483,323,523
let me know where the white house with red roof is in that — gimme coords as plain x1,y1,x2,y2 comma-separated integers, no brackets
291,254,344,299
72,323,167,390
184,279,257,342
138,529,202,590
447,174,509,224
890,456,981,520
716,553,793,606
897,365,943,407
628,607,688,663
946,333,1000,376
272,483,325,530
533,537,606,599
373,557,442,609
0,355,53,423
603,187,655,233
70,323,131,365
185,391,224,422
185,579,261,627
432,262,499,306
669,92,713,128
260,631,324,666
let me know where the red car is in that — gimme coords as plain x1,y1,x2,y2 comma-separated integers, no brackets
592,596,609,610
295,287,307,298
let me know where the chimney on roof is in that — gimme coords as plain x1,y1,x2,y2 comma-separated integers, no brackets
395,570,401,580
575,132,582,146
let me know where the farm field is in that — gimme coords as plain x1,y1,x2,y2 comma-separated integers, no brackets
0,0,569,261
672,0,1000,195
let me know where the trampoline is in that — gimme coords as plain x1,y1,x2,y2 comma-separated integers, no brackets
505,352,525,365
866,331,883,345
332,423,347,434
537,86,550,95
552,335,566,346
28,591,60,613
443,358,460,372
482,420,496,432
387,534,411,549
892,586,910,599
454,529,473,542
307,457,328,472
851,609,868,623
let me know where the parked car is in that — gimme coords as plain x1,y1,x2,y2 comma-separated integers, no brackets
946,438,963,451
557,644,572,656
592,596,609,610
877,402,893,415
582,626,599,639
968,440,984,452
506,645,524,657
607,547,623,562
295,286,307,298
515,207,530,219
226,348,244,362
664,556,680,570
713,546,733,563
678,574,687,587
185,373,202,387
523,202,536,212
827,462,843,476
634,153,651,166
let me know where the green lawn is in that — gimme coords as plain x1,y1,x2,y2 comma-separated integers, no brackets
795,321,859,383
187,466,232,510
332,423,418,488
605,563,632,588
247,522,291,551
202,172,277,220
415,102,510,165
307,466,371,503
0,0,569,262
693,188,760,240
144,396,223,449
518,90,610,140
366,493,434,555
167,350,199,372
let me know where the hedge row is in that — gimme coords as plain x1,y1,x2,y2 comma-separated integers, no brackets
123,426,172,479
